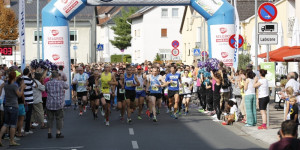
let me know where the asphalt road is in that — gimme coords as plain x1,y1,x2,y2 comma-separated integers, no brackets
1,104,268,150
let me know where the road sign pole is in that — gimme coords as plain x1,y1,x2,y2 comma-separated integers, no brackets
255,0,258,71
267,44,270,127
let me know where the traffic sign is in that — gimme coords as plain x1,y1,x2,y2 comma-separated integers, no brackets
171,48,179,56
172,40,179,48
73,45,77,50
258,2,277,22
201,51,208,57
229,34,244,49
258,22,278,33
97,44,104,51
258,34,278,45
193,49,201,56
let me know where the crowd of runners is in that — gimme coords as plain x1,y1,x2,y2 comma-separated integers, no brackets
1,60,299,147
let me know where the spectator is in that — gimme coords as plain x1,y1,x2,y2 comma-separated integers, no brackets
22,68,36,135
254,69,270,130
58,66,67,82
285,87,294,120
269,120,300,150
289,96,299,123
244,69,257,127
32,73,46,128
45,71,69,139
0,71,25,146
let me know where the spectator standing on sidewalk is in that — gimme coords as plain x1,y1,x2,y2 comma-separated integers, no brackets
244,69,257,127
32,73,46,128
45,71,69,139
269,120,300,150
254,69,269,130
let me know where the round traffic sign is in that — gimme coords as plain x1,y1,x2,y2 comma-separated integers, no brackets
171,48,179,56
172,40,179,48
201,51,208,57
229,34,244,49
258,2,277,22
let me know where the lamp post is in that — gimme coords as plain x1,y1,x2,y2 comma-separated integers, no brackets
37,0,40,61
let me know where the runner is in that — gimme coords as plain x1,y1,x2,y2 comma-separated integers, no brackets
116,69,126,121
147,66,164,122
72,67,89,116
135,65,147,120
163,65,181,119
87,70,101,120
100,65,117,126
182,69,193,115
124,66,140,123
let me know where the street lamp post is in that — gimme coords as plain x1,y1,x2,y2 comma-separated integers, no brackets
37,0,40,61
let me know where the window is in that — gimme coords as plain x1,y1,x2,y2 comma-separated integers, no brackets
70,30,78,42
161,29,167,37
161,8,168,17
188,43,191,56
196,27,201,43
34,31,42,42
172,8,179,17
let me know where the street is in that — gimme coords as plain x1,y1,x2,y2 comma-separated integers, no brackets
3,105,268,150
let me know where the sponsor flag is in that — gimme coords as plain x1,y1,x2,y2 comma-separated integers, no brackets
233,0,240,70
19,0,26,71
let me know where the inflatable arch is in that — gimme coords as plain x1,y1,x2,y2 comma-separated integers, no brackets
42,0,234,103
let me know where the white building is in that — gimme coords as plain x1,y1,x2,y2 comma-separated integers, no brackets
129,6,184,63
96,6,132,62
7,0,96,66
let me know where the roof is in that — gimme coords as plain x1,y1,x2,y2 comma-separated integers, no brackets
9,0,94,21
128,6,155,19
97,6,143,26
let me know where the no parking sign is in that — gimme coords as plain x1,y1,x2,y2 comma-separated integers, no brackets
258,2,277,22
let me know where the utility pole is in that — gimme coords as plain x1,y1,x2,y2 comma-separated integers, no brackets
37,0,40,61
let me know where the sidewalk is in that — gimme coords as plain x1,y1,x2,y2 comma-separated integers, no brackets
232,100,283,145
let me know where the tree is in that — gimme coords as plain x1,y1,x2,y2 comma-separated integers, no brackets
0,1,18,40
238,54,251,70
154,53,161,61
110,7,138,51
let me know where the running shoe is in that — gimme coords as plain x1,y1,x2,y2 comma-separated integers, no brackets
153,116,157,122
204,111,210,114
211,114,217,119
245,124,253,127
127,118,132,124
157,109,160,115
166,109,170,113
146,110,150,117
44,119,48,123
106,121,110,126
258,125,267,130
79,111,83,116
213,118,221,122
101,108,105,116
222,122,228,125
83,106,86,112
171,107,174,112
137,116,142,120
173,113,178,119
198,109,205,113
32,123,39,127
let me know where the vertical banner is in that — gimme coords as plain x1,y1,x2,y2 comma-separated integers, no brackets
210,24,235,67
43,26,71,103
233,0,239,70
19,0,26,71
260,62,275,88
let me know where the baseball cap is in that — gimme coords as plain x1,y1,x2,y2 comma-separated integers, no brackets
137,65,142,70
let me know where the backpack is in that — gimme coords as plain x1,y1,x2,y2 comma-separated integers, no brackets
222,76,231,89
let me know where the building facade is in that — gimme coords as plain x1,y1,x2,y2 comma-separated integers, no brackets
130,6,184,64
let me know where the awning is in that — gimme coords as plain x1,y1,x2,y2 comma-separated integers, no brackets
283,54,300,61
258,46,300,62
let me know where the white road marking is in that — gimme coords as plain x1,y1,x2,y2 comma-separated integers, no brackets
132,141,139,149
129,128,134,135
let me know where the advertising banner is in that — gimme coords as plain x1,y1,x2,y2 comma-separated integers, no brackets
210,24,235,67
43,26,71,101
54,0,83,18
87,0,190,6
260,62,276,88
194,0,224,16
19,0,26,71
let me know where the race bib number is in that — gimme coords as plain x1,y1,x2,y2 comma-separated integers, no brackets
136,86,143,91
78,81,85,86
119,89,125,93
103,94,111,100
179,88,184,94
126,80,133,87
170,81,177,88
151,86,159,91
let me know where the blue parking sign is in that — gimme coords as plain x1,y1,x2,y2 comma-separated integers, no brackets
97,44,104,51
193,49,201,56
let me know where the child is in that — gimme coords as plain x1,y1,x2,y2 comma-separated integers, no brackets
289,96,298,123
285,86,294,120
222,99,238,125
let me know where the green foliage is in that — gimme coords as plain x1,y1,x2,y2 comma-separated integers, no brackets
110,7,138,51
111,54,132,63
154,53,161,61
238,54,251,70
